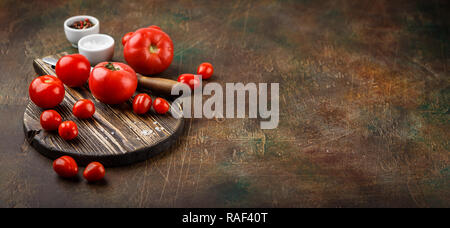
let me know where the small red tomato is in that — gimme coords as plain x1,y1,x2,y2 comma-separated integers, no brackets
53,156,78,178
148,25,161,30
153,97,170,114
73,99,95,119
177,74,200,90
29,75,65,109
132,93,152,114
122,32,134,45
83,162,105,182
55,54,91,87
58,121,78,140
122,26,162,46
197,62,214,79
40,110,62,131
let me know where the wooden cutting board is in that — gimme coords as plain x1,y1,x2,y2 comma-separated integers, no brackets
24,52,184,167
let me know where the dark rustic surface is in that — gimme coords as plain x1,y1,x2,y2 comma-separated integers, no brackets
0,0,449,207
25,53,184,167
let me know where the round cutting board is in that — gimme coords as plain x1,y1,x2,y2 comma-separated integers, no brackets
24,53,184,167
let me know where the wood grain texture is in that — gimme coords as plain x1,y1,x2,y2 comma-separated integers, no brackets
0,0,448,208
24,52,184,167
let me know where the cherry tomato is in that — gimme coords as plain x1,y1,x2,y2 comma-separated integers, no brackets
40,110,62,131
177,74,200,90
122,32,134,45
132,93,152,114
153,97,170,114
29,75,65,109
122,25,162,46
147,25,161,30
73,99,95,119
89,62,138,104
83,162,105,182
53,156,78,178
58,121,78,140
123,27,173,75
122,26,162,46
197,62,214,79
55,54,91,87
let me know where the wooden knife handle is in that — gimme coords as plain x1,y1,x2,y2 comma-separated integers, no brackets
136,74,181,96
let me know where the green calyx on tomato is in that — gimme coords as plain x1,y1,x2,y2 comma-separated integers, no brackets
104,62,120,71
149,45,159,54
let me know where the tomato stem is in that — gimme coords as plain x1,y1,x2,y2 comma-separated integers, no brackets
104,62,120,71
149,45,158,54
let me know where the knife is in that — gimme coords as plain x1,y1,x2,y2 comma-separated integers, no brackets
42,57,180,96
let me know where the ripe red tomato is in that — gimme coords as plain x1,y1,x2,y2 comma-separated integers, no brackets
123,27,173,75
153,97,170,114
177,74,200,90
29,75,65,109
122,32,134,45
89,62,138,104
55,54,91,87
73,99,95,119
197,62,214,79
147,25,161,30
40,110,62,131
83,162,105,182
121,25,161,46
58,121,78,140
53,156,78,178
132,93,152,114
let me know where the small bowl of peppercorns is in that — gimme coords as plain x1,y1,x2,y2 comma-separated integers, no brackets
64,15,99,48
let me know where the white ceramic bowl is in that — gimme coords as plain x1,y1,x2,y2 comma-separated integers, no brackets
78,34,115,65
64,15,100,48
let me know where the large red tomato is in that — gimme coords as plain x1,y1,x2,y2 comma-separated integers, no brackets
123,27,173,75
89,62,137,104
29,75,65,109
55,54,91,87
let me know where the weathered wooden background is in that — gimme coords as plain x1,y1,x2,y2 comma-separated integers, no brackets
0,0,448,207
